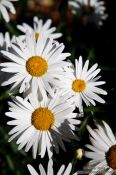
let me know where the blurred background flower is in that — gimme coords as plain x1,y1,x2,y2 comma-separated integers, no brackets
0,0,18,22
68,0,108,27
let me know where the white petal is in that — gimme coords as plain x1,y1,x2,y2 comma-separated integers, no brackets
27,164,38,175
39,164,46,175
47,159,54,175
76,56,83,79
57,165,65,175
63,163,72,175
0,5,9,22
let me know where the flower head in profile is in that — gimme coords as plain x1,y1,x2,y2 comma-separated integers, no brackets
17,16,62,41
0,0,18,22
6,91,81,159
59,56,107,112
27,159,78,175
85,121,116,174
69,0,108,26
0,32,71,97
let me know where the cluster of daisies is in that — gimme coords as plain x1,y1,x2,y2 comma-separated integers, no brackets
1,1,116,175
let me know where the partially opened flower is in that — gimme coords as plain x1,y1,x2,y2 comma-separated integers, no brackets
59,56,107,112
6,91,81,159
17,16,62,41
85,121,116,174
69,0,107,26
0,32,71,97
0,0,18,22
27,159,78,175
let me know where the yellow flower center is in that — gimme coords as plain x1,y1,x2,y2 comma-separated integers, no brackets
72,79,86,92
35,32,39,40
31,107,55,130
106,145,116,169
85,4,93,11
26,56,48,77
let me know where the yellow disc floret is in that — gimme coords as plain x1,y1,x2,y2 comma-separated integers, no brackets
106,145,116,169
72,79,86,92
85,4,93,11
26,56,48,77
31,107,55,130
35,32,39,40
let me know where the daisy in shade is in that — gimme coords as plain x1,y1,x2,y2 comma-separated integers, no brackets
0,32,71,97
27,159,78,175
59,56,107,112
17,16,62,41
85,121,116,174
68,0,107,26
0,32,15,51
0,32,10,52
0,0,18,23
0,32,16,84
6,91,81,159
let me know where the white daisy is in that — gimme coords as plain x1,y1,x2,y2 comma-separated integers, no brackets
17,16,62,41
27,159,78,175
6,91,81,159
59,56,107,112
68,0,108,26
85,121,116,174
0,0,18,23
0,32,71,97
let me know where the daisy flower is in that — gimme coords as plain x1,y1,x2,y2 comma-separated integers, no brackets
59,56,107,112
68,0,107,26
85,121,116,174
0,32,71,97
6,91,81,159
17,16,62,41
27,159,78,175
0,0,18,23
